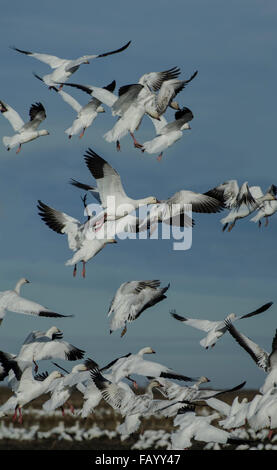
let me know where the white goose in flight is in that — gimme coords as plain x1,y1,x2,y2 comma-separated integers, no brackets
250,200,277,227
0,365,63,423
0,100,49,153
170,301,273,349
108,347,198,384
37,198,117,278
108,280,170,336
141,107,194,161
11,41,131,89
53,80,116,139
0,278,72,325
0,326,85,389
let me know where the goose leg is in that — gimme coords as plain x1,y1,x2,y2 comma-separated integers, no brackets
157,152,163,162
16,144,22,154
258,220,261,228
228,221,236,232
68,402,75,415
18,406,23,425
82,261,86,278
116,140,121,152
265,216,269,227
121,325,127,337
79,128,86,139
222,223,228,232
73,264,77,277
12,406,18,422
130,132,143,149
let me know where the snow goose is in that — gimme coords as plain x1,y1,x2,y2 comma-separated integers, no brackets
18,326,85,366
74,355,138,418
224,319,277,394
0,278,72,325
81,148,159,224
0,100,49,153
37,199,117,278
170,301,273,349
53,80,116,139
250,200,277,227
153,71,198,116
108,280,170,337
0,365,63,423
11,41,131,89
0,326,85,389
89,364,162,418
42,362,89,415
141,108,194,161
108,346,198,384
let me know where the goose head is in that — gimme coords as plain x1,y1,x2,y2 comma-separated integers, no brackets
71,363,88,373
46,326,62,339
96,105,105,113
138,347,156,356
14,278,30,294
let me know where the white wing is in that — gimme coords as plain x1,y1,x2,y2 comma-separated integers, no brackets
3,291,69,319
0,100,25,131
83,148,128,208
37,200,84,251
12,47,66,68
58,90,82,113
171,312,220,332
148,115,168,135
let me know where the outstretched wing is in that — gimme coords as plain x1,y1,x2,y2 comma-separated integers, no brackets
83,148,128,207
0,100,25,131
224,319,269,370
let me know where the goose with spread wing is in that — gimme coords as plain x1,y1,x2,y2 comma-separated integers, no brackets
0,278,72,325
11,41,131,89
0,365,63,423
53,80,116,139
250,200,277,227
109,347,198,384
108,280,170,337
171,301,273,349
0,326,85,390
141,107,193,161
37,198,117,278
0,100,49,153
89,363,163,418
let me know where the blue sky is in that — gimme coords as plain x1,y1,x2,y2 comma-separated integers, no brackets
0,0,277,390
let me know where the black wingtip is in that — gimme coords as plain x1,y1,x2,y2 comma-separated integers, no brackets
38,311,74,318
11,46,32,55
66,347,85,361
84,358,99,369
170,311,186,322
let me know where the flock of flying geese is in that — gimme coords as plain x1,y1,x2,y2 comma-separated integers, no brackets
0,40,277,450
